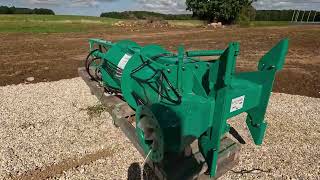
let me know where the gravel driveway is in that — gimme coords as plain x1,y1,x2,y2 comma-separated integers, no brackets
0,78,319,179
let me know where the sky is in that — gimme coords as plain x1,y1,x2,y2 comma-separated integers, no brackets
1,0,320,16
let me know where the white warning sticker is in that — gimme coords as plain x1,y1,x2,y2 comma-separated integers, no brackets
230,95,245,113
118,54,132,69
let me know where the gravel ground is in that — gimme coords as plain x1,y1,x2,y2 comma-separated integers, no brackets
0,78,319,180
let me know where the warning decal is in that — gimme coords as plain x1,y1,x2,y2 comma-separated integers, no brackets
118,54,132,69
230,95,245,113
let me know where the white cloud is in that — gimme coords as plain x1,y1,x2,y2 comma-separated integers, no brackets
71,0,117,7
26,0,62,6
70,0,98,7
135,0,188,13
25,0,117,8
134,0,320,14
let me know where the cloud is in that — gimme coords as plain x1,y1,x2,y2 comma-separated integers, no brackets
26,0,62,6
135,0,188,13
25,0,118,8
134,0,320,14
4,0,320,16
70,0,118,7
70,0,99,7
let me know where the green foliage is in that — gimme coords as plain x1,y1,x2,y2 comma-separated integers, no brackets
186,0,253,23
247,21,290,27
0,6,55,15
237,5,256,25
13,8,33,14
0,6,11,14
256,10,294,21
255,10,320,21
32,8,55,15
238,14,250,26
101,11,195,20
81,104,106,119
241,5,256,21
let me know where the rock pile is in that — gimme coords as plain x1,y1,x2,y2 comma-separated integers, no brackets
208,22,225,28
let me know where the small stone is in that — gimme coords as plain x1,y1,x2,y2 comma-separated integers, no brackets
79,167,85,174
26,77,35,82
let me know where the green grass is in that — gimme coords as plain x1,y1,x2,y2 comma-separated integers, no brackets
0,15,121,33
80,104,107,119
240,21,291,27
168,20,205,27
0,15,293,33
0,15,205,33
0,15,206,33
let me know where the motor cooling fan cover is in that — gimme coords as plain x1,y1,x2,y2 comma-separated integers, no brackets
136,105,164,162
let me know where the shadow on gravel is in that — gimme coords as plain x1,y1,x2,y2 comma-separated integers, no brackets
10,148,115,180
128,162,157,180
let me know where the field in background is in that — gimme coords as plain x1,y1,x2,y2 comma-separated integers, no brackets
0,14,319,180
168,20,205,26
0,15,319,98
241,21,291,27
0,15,205,33
0,15,121,33
0,15,298,33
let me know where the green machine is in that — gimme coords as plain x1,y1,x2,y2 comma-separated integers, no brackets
85,38,289,177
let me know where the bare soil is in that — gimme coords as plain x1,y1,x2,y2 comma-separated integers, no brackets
0,25,319,97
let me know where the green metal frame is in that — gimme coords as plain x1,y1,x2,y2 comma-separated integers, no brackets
85,38,289,177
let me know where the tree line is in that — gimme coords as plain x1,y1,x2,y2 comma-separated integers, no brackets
0,6,55,15
101,11,195,20
101,9,320,23
256,10,320,21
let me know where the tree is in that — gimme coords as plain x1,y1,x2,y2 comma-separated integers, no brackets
32,8,55,15
186,0,255,23
0,6,11,14
9,6,16,14
14,8,33,14
0,6,55,15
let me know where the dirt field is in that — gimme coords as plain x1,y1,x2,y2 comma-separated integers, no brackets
1,22,319,180
0,25,319,98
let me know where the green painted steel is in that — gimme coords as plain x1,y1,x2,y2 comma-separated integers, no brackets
85,38,289,177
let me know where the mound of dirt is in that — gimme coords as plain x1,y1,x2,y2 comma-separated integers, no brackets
114,19,171,29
